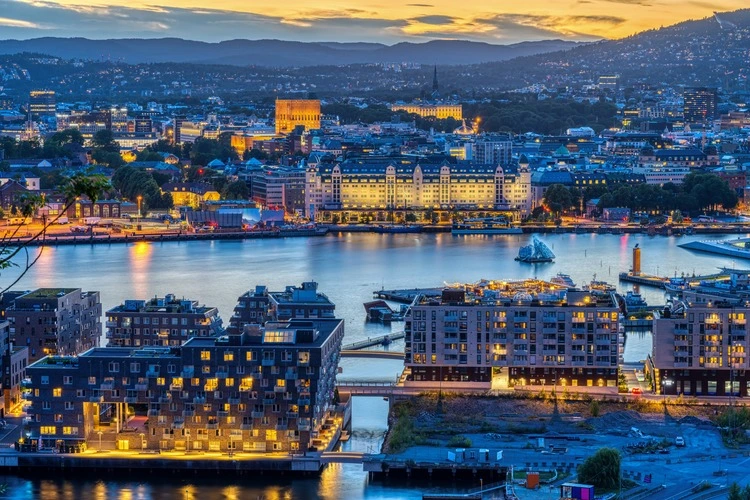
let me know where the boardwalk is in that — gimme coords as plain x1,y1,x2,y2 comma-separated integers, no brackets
341,332,405,350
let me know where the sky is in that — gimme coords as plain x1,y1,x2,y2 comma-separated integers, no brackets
0,0,746,44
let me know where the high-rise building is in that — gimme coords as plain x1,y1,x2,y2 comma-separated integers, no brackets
29,90,56,119
472,134,513,165
683,87,717,124
25,318,345,453
404,282,620,389
106,294,223,347
275,99,321,135
6,288,102,363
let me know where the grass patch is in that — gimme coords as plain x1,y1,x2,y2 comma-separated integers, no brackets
447,435,472,448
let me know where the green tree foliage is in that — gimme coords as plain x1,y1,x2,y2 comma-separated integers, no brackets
543,184,573,215
223,180,249,200
91,130,120,153
112,166,173,210
42,129,84,158
577,448,621,490
190,134,237,166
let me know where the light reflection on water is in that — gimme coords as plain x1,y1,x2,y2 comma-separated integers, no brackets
3,232,737,498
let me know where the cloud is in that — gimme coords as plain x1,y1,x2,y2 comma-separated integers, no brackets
0,16,39,28
411,15,457,25
406,3,434,6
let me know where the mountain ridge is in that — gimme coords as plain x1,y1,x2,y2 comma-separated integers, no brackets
0,37,582,67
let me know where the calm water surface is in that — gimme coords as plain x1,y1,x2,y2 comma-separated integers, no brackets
2,232,741,498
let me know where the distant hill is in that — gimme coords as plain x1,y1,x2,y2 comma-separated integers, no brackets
454,9,750,90
0,37,581,67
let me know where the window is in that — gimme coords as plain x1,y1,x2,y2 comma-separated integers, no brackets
108,362,120,373
41,376,49,385
63,376,73,385
224,352,234,362
53,388,62,397
62,427,78,435
40,426,56,435
65,402,74,410
200,351,211,361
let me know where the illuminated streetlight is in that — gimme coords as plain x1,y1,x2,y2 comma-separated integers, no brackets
139,432,145,452
136,195,143,231
97,430,103,452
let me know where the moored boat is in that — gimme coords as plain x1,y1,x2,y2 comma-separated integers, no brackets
452,217,523,235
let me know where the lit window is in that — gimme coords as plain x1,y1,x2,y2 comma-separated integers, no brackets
40,426,56,435
200,351,211,361
224,352,234,362
53,388,62,397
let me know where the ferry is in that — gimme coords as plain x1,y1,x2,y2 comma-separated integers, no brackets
550,273,576,288
452,217,523,235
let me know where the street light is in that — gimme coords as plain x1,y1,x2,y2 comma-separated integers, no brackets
139,432,145,452
97,430,103,452
136,195,143,231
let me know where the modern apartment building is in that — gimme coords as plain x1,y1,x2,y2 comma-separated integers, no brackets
25,319,344,453
228,283,336,335
652,288,750,397
106,294,223,347
6,288,102,363
404,283,620,389
0,320,28,416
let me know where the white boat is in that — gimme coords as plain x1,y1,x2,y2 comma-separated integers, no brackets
452,217,523,235
550,273,576,288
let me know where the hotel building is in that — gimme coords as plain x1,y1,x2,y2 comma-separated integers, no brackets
6,288,102,363
25,319,345,453
305,160,531,220
275,99,321,135
228,282,336,335
404,283,620,389
106,294,223,347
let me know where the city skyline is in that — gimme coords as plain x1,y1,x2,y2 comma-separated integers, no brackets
0,1,746,44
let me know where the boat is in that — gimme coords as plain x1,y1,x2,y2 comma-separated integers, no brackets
452,217,523,235
550,273,576,288
374,225,422,234
515,237,555,263
664,277,688,294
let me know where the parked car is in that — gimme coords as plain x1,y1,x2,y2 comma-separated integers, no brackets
631,387,643,395
675,436,685,447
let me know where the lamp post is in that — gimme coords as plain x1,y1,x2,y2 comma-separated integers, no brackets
186,430,190,454
97,430,103,452
136,195,143,232
139,432,145,452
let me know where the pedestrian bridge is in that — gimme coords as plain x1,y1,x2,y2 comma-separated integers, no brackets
340,350,404,360
320,451,369,464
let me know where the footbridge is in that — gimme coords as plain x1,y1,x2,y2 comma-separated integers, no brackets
320,451,370,464
341,332,405,351
340,350,404,360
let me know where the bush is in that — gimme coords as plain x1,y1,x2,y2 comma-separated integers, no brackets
590,400,600,417
447,435,472,448
577,448,621,490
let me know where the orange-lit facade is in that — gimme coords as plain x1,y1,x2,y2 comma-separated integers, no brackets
275,99,321,135
391,104,463,120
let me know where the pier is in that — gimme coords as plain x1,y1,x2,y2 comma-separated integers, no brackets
618,272,668,289
374,288,443,304
341,332,405,350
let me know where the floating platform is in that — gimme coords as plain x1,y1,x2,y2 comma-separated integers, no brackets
374,288,443,304
680,239,750,260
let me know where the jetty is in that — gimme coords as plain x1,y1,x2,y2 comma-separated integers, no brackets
342,332,406,350
374,288,443,304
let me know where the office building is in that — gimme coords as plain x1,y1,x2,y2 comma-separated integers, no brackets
106,294,223,347
6,288,102,363
25,319,344,453
683,87,717,124
250,167,307,213
404,282,620,389
472,135,513,165
29,90,56,119
275,99,321,135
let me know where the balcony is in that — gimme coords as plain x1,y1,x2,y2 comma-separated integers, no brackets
181,368,194,378
287,411,298,419
169,384,182,391
124,397,138,403
182,410,195,417
159,396,171,404
674,340,689,347
704,362,722,369
207,423,218,430
263,398,276,405
89,395,104,403
251,411,264,418
105,321,118,328
100,382,114,391
147,409,159,416
274,386,286,393
674,362,689,368
298,398,311,406
172,421,185,429
239,385,252,392
228,397,240,405
276,424,288,431
146,371,159,378
193,396,206,404
241,424,253,430
298,424,311,432
217,410,229,417
216,372,228,379
262,359,275,367
135,384,148,391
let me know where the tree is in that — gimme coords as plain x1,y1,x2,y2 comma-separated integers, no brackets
91,130,120,153
0,173,109,293
577,448,621,490
543,184,573,216
223,181,249,200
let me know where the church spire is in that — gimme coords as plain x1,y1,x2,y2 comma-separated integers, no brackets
432,65,439,93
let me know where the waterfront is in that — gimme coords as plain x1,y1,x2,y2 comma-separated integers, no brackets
3,231,745,498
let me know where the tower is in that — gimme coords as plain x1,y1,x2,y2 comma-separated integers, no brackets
432,65,439,94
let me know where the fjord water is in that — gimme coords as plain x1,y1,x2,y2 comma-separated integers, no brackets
1,232,741,498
